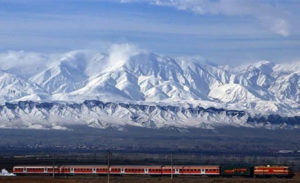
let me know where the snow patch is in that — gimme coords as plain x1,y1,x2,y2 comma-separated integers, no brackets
0,169,15,176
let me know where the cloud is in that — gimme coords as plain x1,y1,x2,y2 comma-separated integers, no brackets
105,43,144,71
0,51,62,78
120,0,290,36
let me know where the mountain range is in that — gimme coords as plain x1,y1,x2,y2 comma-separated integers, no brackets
0,47,299,130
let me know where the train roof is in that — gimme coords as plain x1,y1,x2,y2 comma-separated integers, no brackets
13,165,220,169
254,165,289,168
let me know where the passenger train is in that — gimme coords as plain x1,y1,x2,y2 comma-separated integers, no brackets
13,165,294,177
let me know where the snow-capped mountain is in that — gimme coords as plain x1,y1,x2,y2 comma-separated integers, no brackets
0,100,298,130
0,46,299,129
30,51,88,94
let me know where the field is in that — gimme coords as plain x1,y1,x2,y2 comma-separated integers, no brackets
1,126,299,182
0,174,300,183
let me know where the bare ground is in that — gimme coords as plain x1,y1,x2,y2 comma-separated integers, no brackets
0,174,299,183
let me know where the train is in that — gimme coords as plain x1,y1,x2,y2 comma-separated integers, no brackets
13,164,294,178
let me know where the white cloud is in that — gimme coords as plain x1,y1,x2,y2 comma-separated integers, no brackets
121,0,290,36
0,51,61,78
105,43,144,71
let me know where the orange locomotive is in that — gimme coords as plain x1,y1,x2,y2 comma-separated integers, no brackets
254,165,294,178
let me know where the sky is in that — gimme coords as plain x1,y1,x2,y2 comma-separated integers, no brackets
1,0,300,65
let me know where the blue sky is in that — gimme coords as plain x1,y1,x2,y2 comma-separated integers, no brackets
1,0,300,65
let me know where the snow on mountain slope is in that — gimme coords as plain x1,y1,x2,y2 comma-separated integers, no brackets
0,46,299,120
0,71,49,102
270,63,300,104
0,101,298,130
30,51,89,94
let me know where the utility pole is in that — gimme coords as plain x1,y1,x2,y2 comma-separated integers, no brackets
52,154,55,178
107,151,111,183
171,152,173,181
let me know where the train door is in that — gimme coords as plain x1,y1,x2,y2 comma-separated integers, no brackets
201,169,205,175
175,169,179,174
145,168,149,174
23,168,27,173
92,168,96,174
44,168,48,174
121,168,125,174
70,168,74,174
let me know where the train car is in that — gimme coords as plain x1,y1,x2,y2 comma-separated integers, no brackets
220,166,252,177
172,165,219,176
13,166,60,175
254,165,294,178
